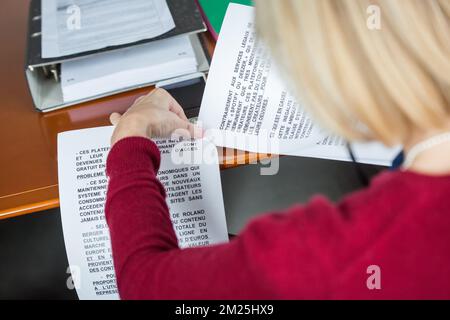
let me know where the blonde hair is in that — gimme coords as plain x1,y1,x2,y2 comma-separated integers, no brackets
255,0,450,145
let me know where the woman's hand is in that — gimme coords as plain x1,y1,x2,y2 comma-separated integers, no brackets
109,88,201,146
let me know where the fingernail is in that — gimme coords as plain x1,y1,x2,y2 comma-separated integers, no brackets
194,126,204,139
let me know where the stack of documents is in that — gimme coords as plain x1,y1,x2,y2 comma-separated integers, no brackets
58,127,229,299
41,0,176,58
61,36,198,103
25,0,209,111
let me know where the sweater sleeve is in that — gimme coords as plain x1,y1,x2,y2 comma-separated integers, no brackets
105,137,336,299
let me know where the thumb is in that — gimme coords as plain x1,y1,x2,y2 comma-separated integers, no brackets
109,112,122,126
172,119,203,140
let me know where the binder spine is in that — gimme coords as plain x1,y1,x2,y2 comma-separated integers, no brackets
26,0,42,69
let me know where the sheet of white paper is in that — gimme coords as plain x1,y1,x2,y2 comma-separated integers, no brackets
42,0,175,58
199,4,325,156
199,4,400,166
58,126,228,300
300,135,401,166
61,36,198,102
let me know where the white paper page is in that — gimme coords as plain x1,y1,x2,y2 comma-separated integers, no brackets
300,135,401,166
58,126,228,300
61,36,197,102
199,4,325,156
42,0,175,58
199,4,400,166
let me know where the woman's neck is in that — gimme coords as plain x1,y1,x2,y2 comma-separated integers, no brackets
403,120,450,175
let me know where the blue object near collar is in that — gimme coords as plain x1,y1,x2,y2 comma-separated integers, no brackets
391,151,405,170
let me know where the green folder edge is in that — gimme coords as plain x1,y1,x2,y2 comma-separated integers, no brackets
197,0,253,40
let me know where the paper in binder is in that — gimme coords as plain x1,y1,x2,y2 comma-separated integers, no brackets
25,0,210,112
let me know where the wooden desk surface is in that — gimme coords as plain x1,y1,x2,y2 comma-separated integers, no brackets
0,0,268,220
